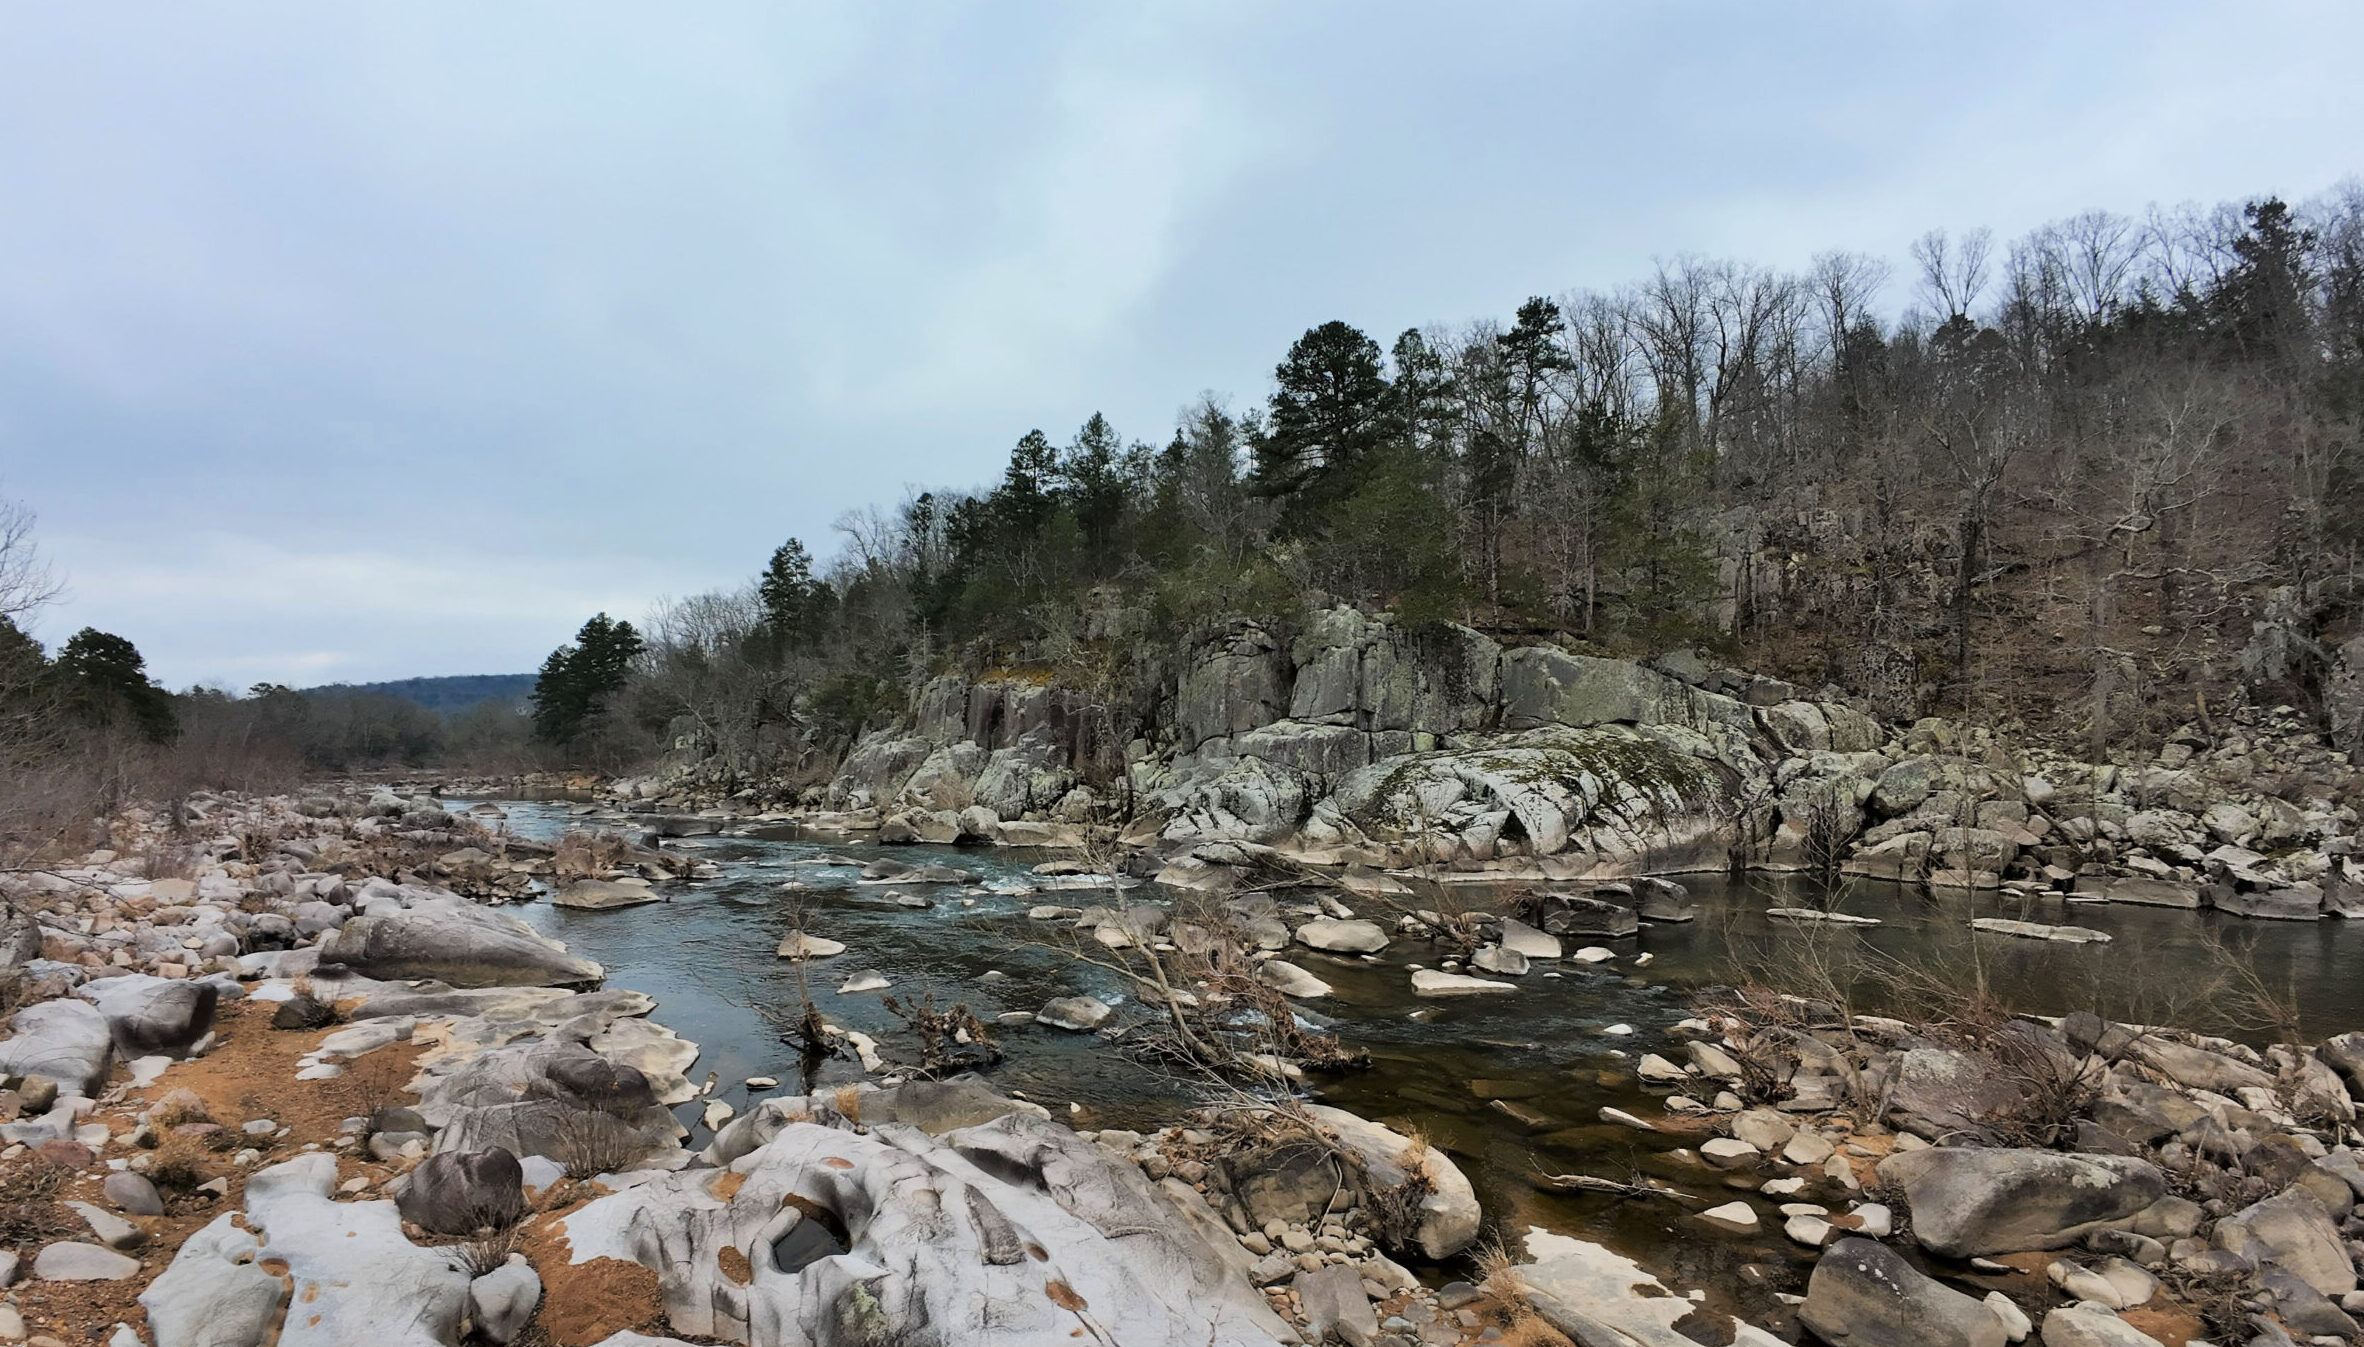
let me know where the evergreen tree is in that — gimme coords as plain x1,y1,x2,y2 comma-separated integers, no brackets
530,613,644,744
1059,413,1129,576
758,539,833,648
54,627,176,741
1250,321,1398,534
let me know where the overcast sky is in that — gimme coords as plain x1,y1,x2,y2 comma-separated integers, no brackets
3,3,2359,689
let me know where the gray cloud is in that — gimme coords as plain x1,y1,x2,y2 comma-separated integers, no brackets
3,1,2358,685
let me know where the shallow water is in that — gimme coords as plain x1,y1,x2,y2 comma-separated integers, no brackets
468,800,2364,1308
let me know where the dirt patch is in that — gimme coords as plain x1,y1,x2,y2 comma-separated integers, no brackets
2122,1303,2205,1347
0,998,425,1341
518,1218,667,1347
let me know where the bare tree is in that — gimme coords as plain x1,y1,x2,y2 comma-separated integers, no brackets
0,496,62,626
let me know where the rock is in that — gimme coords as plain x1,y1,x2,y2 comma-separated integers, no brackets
1036,996,1112,1032
242,1153,471,1346
774,931,846,960
103,1172,163,1217
1970,918,2111,944
1985,1291,2031,1342
32,1240,140,1281
1699,1200,1759,1233
1886,1047,2028,1141
1636,877,1697,922
549,1109,1294,1345
1307,1105,1481,1260
66,1201,143,1249
468,1257,542,1344
1255,960,1333,998
1877,1148,2166,1258
1801,1237,2007,1347
139,1213,289,1347
1293,919,1389,954
2214,1190,2355,1296
552,879,661,910
2035,1306,2165,1346
1526,892,1642,938
836,970,891,994
2134,1037,2275,1094
1787,1214,1837,1247
271,992,336,1030
1296,1262,1378,1347
1497,918,1561,960
0,999,113,1097
1783,1130,1837,1166
397,1148,525,1236
1701,1137,1761,1169
317,901,604,987
76,974,219,1056
1470,945,1527,975
1409,970,1514,997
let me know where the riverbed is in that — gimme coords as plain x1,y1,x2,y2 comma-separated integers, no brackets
470,799,2364,1306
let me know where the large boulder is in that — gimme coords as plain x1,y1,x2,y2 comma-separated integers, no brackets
1886,1047,2026,1141
397,1148,526,1236
547,1110,1295,1346
1305,1105,1480,1260
317,901,604,988
0,998,112,1097
76,974,219,1056
1876,1148,2165,1258
241,1153,472,1346
1293,919,1388,954
1801,1237,2006,1347
2214,1191,2355,1296
140,1213,290,1347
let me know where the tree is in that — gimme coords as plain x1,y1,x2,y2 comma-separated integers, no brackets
54,628,176,742
1059,413,1130,576
1250,321,1397,534
531,613,644,745
758,539,833,648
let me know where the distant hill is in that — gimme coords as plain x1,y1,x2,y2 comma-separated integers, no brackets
304,673,535,715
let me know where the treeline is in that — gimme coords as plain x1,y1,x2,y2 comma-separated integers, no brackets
529,186,2364,782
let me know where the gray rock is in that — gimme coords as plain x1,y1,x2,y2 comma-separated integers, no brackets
1296,1262,1378,1347
1036,995,1112,1032
139,1212,289,1347
1255,960,1333,998
33,1240,141,1281
1801,1237,2006,1347
1886,1046,2026,1141
2214,1190,2355,1296
552,880,661,910
468,1257,542,1344
1877,1148,2166,1258
1470,945,1528,975
2036,1305,2165,1346
0,998,114,1097
1293,918,1389,953
1307,1104,1481,1260
316,901,603,988
397,1148,525,1236
549,1108,1295,1345
242,1153,471,1346
77,974,220,1056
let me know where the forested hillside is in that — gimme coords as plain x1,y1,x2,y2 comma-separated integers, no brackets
304,673,535,715
533,188,2364,784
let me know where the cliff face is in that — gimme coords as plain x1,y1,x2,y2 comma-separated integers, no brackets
819,605,1884,876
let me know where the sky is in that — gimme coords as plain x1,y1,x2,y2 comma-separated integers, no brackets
2,2,2360,689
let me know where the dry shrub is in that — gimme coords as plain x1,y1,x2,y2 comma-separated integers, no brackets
551,829,634,882
146,1135,215,1191
879,991,1001,1078
0,1154,72,1248
831,1085,863,1127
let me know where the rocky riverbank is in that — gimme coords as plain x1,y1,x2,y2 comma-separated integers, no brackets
575,613,2364,927
10,783,2364,1346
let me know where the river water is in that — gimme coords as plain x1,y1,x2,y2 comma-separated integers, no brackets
471,799,2364,1312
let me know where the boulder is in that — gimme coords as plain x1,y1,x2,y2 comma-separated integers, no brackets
1525,892,1642,938
1801,1237,2006,1347
1470,945,1527,976
553,880,661,910
1307,1105,1481,1260
1036,996,1112,1032
1293,918,1389,954
317,902,603,988
1886,1047,2025,1141
139,1213,289,1347
76,974,218,1056
397,1148,525,1236
1496,918,1561,960
1255,960,1333,999
0,999,113,1097
33,1240,140,1281
1410,970,1515,997
548,1110,1294,1346
468,1257,542,1344
774,931,846,960
1877,1148,2165,1258
2213,1191,2355,1296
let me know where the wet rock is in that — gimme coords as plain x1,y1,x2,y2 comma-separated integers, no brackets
1801,1237,2006,1347
1293,918,1389,954
1036,996,1112,1032
1527,892,1640,938
1497,917,1561,960
1256,960,1333,999
1469,945,1527,975
1636,877,1696,922
1409,970,1514,997
553,879,661,910
1877,1148,2166,1259
774,930,846,960
1699,1200,1759,1233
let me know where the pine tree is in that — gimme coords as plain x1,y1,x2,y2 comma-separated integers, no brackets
1250,321,1398,535
54,628,176,741
530,613,644,744
759,539,832,648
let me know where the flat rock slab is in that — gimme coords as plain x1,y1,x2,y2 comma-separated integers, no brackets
554,880,661,910
775,931,846,960
1970,918,2110,944
1411,970,1515,997
34,1241,140,1281
1294,918,1389,954
1768,908,1880,926
1036,996,1112,1032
